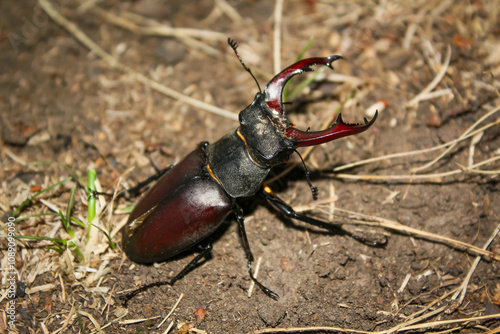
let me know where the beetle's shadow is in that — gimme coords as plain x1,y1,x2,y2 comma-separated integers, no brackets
238,164,339,238
153,220,234,267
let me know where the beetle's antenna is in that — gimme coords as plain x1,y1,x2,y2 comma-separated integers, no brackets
294,149,318,200
228,37,262,93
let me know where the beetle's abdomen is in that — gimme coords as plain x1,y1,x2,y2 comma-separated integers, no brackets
207,130,270,198
123,177,232,263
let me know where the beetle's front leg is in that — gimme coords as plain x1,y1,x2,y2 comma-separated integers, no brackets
234,205,279,300
260,186,386,247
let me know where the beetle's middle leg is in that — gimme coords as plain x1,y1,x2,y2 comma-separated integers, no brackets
235,205,279,300
121,243,213,305
260,186,386,247
124,165,174,198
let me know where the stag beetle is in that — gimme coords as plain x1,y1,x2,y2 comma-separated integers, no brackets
121,39,379,303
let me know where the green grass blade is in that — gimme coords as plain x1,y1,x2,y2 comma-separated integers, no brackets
288,69,324,100
283,37,314,102
66,184,77,231
89,222,117,249
46,245,66,253
87,169,97,237
58,210,74,238
70,216,85,228
68,240,84,262
3,234,68,245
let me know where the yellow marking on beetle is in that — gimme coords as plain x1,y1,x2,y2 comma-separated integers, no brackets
206,162,222,186
263,184,274,195
236,129,266,167
126,205,157,237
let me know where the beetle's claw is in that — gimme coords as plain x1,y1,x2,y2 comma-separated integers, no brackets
351,233,388,247
228,37,238,50
264,55,343,119
286,111,378,148
267,289,280,300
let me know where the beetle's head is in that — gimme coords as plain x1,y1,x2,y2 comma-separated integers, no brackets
239,56,377,167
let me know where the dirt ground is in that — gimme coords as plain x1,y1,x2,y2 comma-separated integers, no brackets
1,0,500,333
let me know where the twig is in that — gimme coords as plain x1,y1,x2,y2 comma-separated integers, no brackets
250,312,500,334
334,155,500,182
38,0,238,121
273,0,284,74
84,4,226,41
291,204,500,261
91,5,272,78
406,45,451,107
252,326,371,334
333,117,500,172
342,210,500,261
450,221,500,307
215,0,242,23
162,320,175,334
247,256,262,298
386,305,449,334
411,104,500,173
390,314,500,333
396,285,460,320
250,311,500,334
413,87,453,102
458,164,500,175
158,293,184,328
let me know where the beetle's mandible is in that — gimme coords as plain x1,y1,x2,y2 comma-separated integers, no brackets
121,38,379,303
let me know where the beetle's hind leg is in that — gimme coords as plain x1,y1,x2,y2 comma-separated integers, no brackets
121,243,213,306
234,205,279,300
260,186,386,247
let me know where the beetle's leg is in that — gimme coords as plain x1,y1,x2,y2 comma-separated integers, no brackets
124,165,173,198
121,243,213,306
260,186,386,247
235,205,279,300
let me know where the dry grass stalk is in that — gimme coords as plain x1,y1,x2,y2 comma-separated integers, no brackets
157,293,184,329
406,45,452,107
450,221,500,307
250,312,500,334
292,200,499,261
397,286,460,321
344,207,497,261
412,104,500,173
247,256,263,298
120,315,162,325
273,0,284,74
87,4,228,59
77,1,226,41
38,0,238,121
335,154,500,182
214,0,242,23
80,0,272,78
